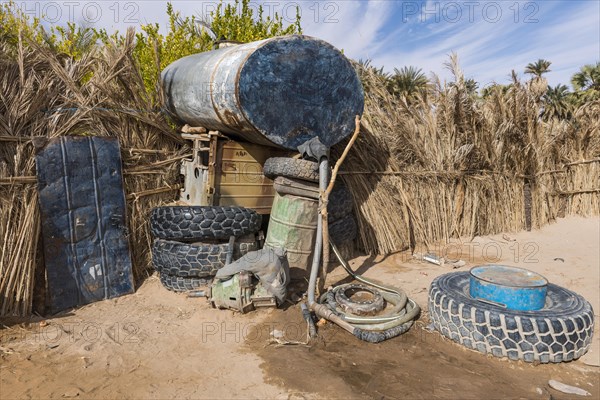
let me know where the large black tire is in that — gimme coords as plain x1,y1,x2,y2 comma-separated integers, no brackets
263,157,319,182
150,206,261,241
328,183,353,222
152,239,257,277
429,272,594,363
329,214,357,244
159,273,212,292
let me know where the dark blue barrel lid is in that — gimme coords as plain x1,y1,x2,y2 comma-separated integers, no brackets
238,35,364,149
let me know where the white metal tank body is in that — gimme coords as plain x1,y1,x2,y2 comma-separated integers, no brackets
161,35,364,150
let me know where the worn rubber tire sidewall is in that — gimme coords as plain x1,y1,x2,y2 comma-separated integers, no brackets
328,183,353,222
429,272,594,363
150,206,261,241
263,157,319,182
159,273,211,292
152,239,257,277
329,214,357,244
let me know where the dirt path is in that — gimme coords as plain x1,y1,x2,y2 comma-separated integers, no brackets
1,216,598,399
250,216,600,399
0,281,286,399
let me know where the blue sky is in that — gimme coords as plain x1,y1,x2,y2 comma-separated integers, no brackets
9,0,600,89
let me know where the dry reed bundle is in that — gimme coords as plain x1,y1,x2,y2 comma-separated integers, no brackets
334,56,599,255
1,30,598,316
0,30,186,316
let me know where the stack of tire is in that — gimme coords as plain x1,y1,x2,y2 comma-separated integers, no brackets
149,206,262,292
263,157,358,250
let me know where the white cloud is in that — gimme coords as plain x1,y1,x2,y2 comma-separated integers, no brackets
300,0,394,58
363,1,599,88
10,0,599,88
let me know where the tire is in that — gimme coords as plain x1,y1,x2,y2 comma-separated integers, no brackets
263,157,319,182
150,206,261,241
329,214,357,244
160,273,212,292
428,272,594,363
152,239,257,277
328,239,355,263
328,183,353,222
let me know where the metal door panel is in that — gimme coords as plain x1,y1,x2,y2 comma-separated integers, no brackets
36,136,134,312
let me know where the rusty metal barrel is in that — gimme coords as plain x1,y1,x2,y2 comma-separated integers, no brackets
264,192,318,279
161,35,364,150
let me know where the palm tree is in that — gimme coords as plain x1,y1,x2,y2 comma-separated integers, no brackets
570,62,600,105
389,66,429,99
355,59,391,94
481,83,511,98
465,78,479,95
356,59,389,80
525,59,552,79
542,84,572,120
571,62,600,91
447,78,479,96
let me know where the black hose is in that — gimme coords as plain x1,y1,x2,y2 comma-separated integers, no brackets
301,303,317,338
353,322,414,343
306,157,420,342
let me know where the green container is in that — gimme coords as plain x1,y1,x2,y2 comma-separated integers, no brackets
265,192,318,278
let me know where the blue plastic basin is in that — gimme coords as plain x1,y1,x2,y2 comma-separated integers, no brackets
469,265,548,311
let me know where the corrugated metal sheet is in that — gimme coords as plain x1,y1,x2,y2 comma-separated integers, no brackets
36,136,134,313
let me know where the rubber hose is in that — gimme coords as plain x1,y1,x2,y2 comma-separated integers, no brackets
353,322,415,343
306,158,420,342
324,289,419,329
301,303,317,338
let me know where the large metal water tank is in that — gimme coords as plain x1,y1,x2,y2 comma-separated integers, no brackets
161,35,364,150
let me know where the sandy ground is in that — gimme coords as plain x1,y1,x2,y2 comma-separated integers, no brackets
1,216,599,399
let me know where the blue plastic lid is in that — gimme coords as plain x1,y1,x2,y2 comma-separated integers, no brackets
470,265,548,288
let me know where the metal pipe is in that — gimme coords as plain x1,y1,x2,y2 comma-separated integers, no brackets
307,157,329,308
307,161,420,342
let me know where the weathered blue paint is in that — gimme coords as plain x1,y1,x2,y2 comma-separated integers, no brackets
161,35,364,150
36,136,134,313
469,265,548,311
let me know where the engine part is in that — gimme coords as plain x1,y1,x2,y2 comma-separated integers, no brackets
208,270,276,313
215,247,290,304
334,283,385,316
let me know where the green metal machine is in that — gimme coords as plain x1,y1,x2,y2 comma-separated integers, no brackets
207,270,277,313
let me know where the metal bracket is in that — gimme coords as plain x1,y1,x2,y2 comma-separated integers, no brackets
179,129,221,205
